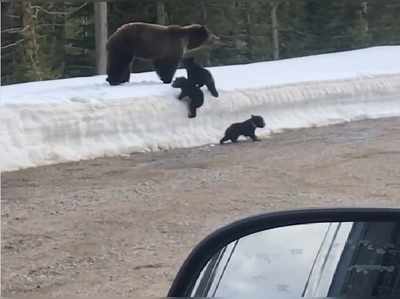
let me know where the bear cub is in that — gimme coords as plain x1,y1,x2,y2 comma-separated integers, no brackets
220,115,266,144
183,57,219,97
172,77,204,118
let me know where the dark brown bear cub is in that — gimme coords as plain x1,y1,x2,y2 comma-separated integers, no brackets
106,22,218,86
220,115,266,144
172,77,204,118
182,57,219,97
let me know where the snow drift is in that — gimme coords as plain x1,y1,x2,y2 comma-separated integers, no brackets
1,46,400,171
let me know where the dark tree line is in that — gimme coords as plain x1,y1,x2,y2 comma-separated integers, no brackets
2,0,400,85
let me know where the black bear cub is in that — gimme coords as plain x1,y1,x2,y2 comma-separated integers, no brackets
220,115,266,144
182,57,219,97
172,77,204,118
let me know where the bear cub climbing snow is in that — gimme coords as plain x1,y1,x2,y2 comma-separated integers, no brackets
182,57,219,97
220,115,266,144
172,77,204,118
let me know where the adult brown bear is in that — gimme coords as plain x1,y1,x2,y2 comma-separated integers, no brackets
106,22,218,86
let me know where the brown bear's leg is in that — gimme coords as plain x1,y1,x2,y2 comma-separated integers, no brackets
153,59,179,84
106,50,133,85
121,64,131,83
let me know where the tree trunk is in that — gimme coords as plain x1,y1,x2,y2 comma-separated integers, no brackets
156,0,168,25
94,1,108,75
21,0,42,80
49,2,66,78
1,1,18,83
360,1,369,35
200,0,210,65
271,2,280,60
246,1,253,61
200,0,207,24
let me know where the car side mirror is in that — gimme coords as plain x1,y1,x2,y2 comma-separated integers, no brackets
168,208,400,298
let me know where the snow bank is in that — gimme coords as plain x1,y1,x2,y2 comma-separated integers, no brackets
1,46,400,171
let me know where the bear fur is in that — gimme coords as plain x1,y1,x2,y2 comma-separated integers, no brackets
106,22,216,86
220,115,266,144
182,57,219,97
172,77,204,118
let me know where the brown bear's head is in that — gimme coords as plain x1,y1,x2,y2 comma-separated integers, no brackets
182,57,195,68
184,24,219,50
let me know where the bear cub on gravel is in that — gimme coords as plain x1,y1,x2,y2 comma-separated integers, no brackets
172,77,204,118
182,57,219,97
220,115,266,144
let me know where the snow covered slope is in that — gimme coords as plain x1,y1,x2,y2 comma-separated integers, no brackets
1,46,400,171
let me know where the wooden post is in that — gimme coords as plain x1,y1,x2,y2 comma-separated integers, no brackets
94,1,107,74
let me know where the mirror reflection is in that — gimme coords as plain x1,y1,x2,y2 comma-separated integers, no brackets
191,221,400,298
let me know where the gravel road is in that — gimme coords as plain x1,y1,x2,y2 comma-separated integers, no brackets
2,117,400,297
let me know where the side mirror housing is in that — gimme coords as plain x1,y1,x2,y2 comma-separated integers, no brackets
168,208,400,298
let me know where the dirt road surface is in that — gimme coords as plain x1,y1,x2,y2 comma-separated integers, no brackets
2,117,400,297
